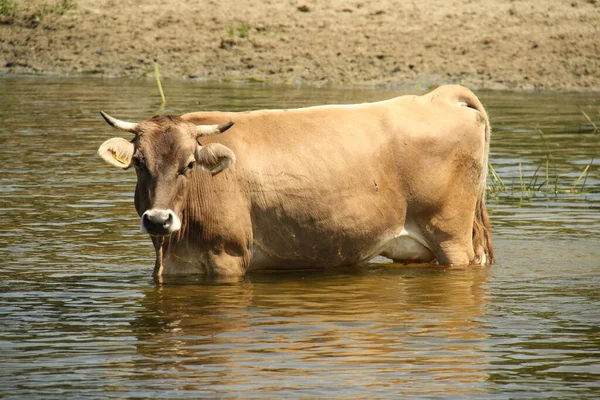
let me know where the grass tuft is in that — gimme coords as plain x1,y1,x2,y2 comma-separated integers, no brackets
1,0,75,25
30,0,75,24
0,0,18,17
487,127,595,200
228,24,250,39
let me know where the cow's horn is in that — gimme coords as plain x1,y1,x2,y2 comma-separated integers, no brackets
196,121,234,137
100,111,139,133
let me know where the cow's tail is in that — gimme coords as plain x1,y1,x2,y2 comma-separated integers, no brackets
473,191,494,265
464,90,494,266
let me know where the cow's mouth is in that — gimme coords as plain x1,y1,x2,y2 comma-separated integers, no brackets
141,209,181,236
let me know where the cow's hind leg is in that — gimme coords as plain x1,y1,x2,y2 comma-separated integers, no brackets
418,209,476,267
434,236,474,266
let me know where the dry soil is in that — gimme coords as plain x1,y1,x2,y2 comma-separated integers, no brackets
1,0,599,91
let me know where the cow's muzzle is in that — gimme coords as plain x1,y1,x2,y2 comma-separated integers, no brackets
141,209,181,236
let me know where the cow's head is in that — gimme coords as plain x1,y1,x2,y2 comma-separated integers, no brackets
98,112,235,237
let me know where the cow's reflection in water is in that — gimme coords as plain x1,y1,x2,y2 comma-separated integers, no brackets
130,266,491,396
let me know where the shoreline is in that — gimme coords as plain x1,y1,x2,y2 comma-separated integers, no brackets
5,72,600,95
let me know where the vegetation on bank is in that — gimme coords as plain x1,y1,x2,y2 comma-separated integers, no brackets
0,0,18,18
0,0,75,26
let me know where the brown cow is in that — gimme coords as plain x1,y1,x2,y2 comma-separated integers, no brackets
98,84,493,277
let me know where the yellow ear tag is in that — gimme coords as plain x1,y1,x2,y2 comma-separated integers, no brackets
110,149,128,165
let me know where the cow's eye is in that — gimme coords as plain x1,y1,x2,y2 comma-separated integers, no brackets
181,161,195,175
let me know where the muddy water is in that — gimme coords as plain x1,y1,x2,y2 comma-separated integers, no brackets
1,76,599,398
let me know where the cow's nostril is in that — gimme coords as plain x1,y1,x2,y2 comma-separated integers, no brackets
142,213,155,228
163,213,173,227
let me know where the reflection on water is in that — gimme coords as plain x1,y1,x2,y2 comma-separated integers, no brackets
0,76,599,398
131,268,491,397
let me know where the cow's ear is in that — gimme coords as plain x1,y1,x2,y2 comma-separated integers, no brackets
98,137,134,169
196,143,236,175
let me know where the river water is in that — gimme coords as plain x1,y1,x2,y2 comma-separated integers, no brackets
1,76,599,398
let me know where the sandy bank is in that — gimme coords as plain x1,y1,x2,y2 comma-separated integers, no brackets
1,0,599,91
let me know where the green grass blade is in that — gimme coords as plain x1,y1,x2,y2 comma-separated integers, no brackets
529,164,542,188
577,106,598,133
519,161,525,193
582,157,594,189
488,162,506,192
538,129,548,145
571,164,591,193
535,179,547,192
154,62,166,110
545,156,550,192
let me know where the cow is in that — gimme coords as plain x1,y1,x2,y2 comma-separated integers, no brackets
98,84,493,277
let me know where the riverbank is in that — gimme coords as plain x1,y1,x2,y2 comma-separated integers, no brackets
1,0,598,91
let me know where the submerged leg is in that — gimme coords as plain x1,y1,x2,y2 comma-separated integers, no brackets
418,206,476,267
152,236,165,278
